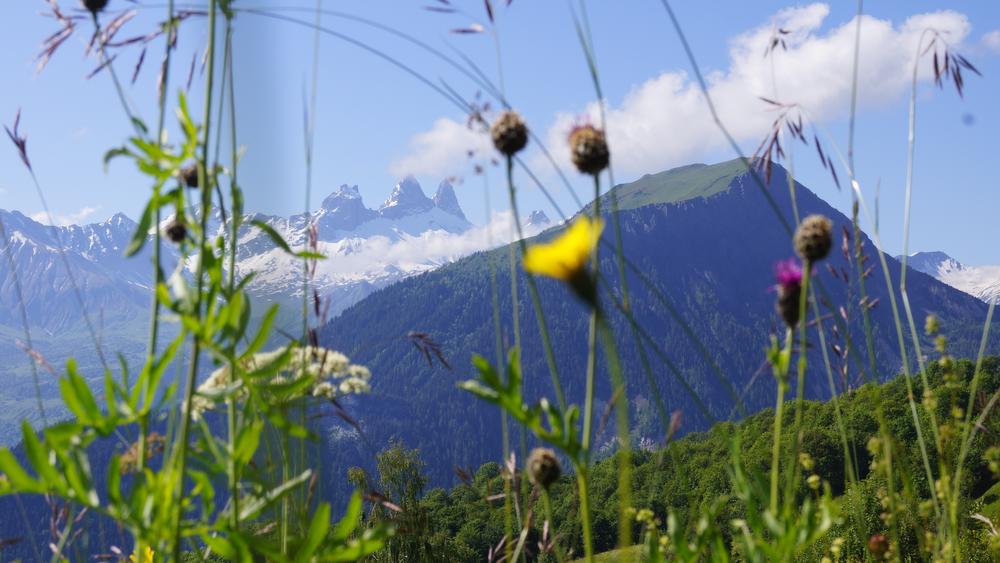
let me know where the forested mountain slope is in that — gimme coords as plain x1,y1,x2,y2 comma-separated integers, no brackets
321,159,997,486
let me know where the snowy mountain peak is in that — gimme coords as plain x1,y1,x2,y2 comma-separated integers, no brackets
316,185,377,232
526,210,551,228
379,176,434,219
902,250,1000,304
433,180,466,221
322,184,363,207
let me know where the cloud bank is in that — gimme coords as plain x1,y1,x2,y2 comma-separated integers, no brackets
30,205,101,226
541,4,971,176
390,4,976,181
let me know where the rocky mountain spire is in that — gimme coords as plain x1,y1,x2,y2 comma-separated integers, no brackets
379,175,435,219
433,180,466,221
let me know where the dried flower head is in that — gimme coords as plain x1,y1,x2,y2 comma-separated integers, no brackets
794,214,833,262
165,219,187,243
568,125,609,175
83,0,109,14
491,111,529,156
179,163,199,188
774,258,803,328
527,447,561,488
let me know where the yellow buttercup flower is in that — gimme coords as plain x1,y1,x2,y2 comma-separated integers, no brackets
130,545,155,563
523,216,603,281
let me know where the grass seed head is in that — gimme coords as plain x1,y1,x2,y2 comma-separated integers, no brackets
794,214,833,262
527,447,561,489
491,111,529,157
569,124,609,175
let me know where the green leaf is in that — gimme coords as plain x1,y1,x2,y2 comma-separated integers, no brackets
332,491,362,542
295,502,331,563
126,196,156,257
239,305,279,361
238,469,312,521
250,220,293,254
0,449,43,493
61,360,101,426
21,421,62,492
234,420,263,465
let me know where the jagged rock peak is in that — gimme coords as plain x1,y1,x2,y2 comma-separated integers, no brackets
433,180,466,221
321,184,364,209
526,210,551,228
379,175,434,219
317,184,377,231
104,212,135,228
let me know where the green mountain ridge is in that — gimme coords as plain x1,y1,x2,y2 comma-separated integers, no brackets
320,159,998,488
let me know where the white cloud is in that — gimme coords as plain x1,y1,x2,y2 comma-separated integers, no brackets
983,30,1000,52
389,117,493,178
30,205,101,226
309,210,549,282
540,4,972,176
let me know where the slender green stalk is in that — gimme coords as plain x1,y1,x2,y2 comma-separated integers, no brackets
581,175,601,456
770,327,793,514
281,418,292,554
575,469,594,563
540,488,565,563
785,260,812,504
172,0,218,558
483,170,513,559
952,297,995,534
595,311,632,549
505,157,567,410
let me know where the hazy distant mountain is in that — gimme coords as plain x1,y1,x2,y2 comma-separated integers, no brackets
901,251,1000,304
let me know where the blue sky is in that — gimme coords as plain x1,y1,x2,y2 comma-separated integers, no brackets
1,1,998,264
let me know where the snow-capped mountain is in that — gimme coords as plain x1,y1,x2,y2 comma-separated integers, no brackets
3,176,551,334
526,210,551,229
902,251,1000,304
229,177,475,317
0,209,151,333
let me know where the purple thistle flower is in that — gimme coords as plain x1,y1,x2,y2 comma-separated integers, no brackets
774,258,803,289
773,258,804,328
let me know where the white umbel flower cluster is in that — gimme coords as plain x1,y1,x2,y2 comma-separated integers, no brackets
188,346,371,421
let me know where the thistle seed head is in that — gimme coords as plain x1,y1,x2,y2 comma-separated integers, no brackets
568,125,609,175
794,214,833,262
165,219,187,243
83,0,109,14
491,111,529,157
527,447,561,489
179,163,199,188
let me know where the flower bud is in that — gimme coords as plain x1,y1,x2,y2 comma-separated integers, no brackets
794,214,833,262
491,111,529,157
568,125,609,175
527,447,561,489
